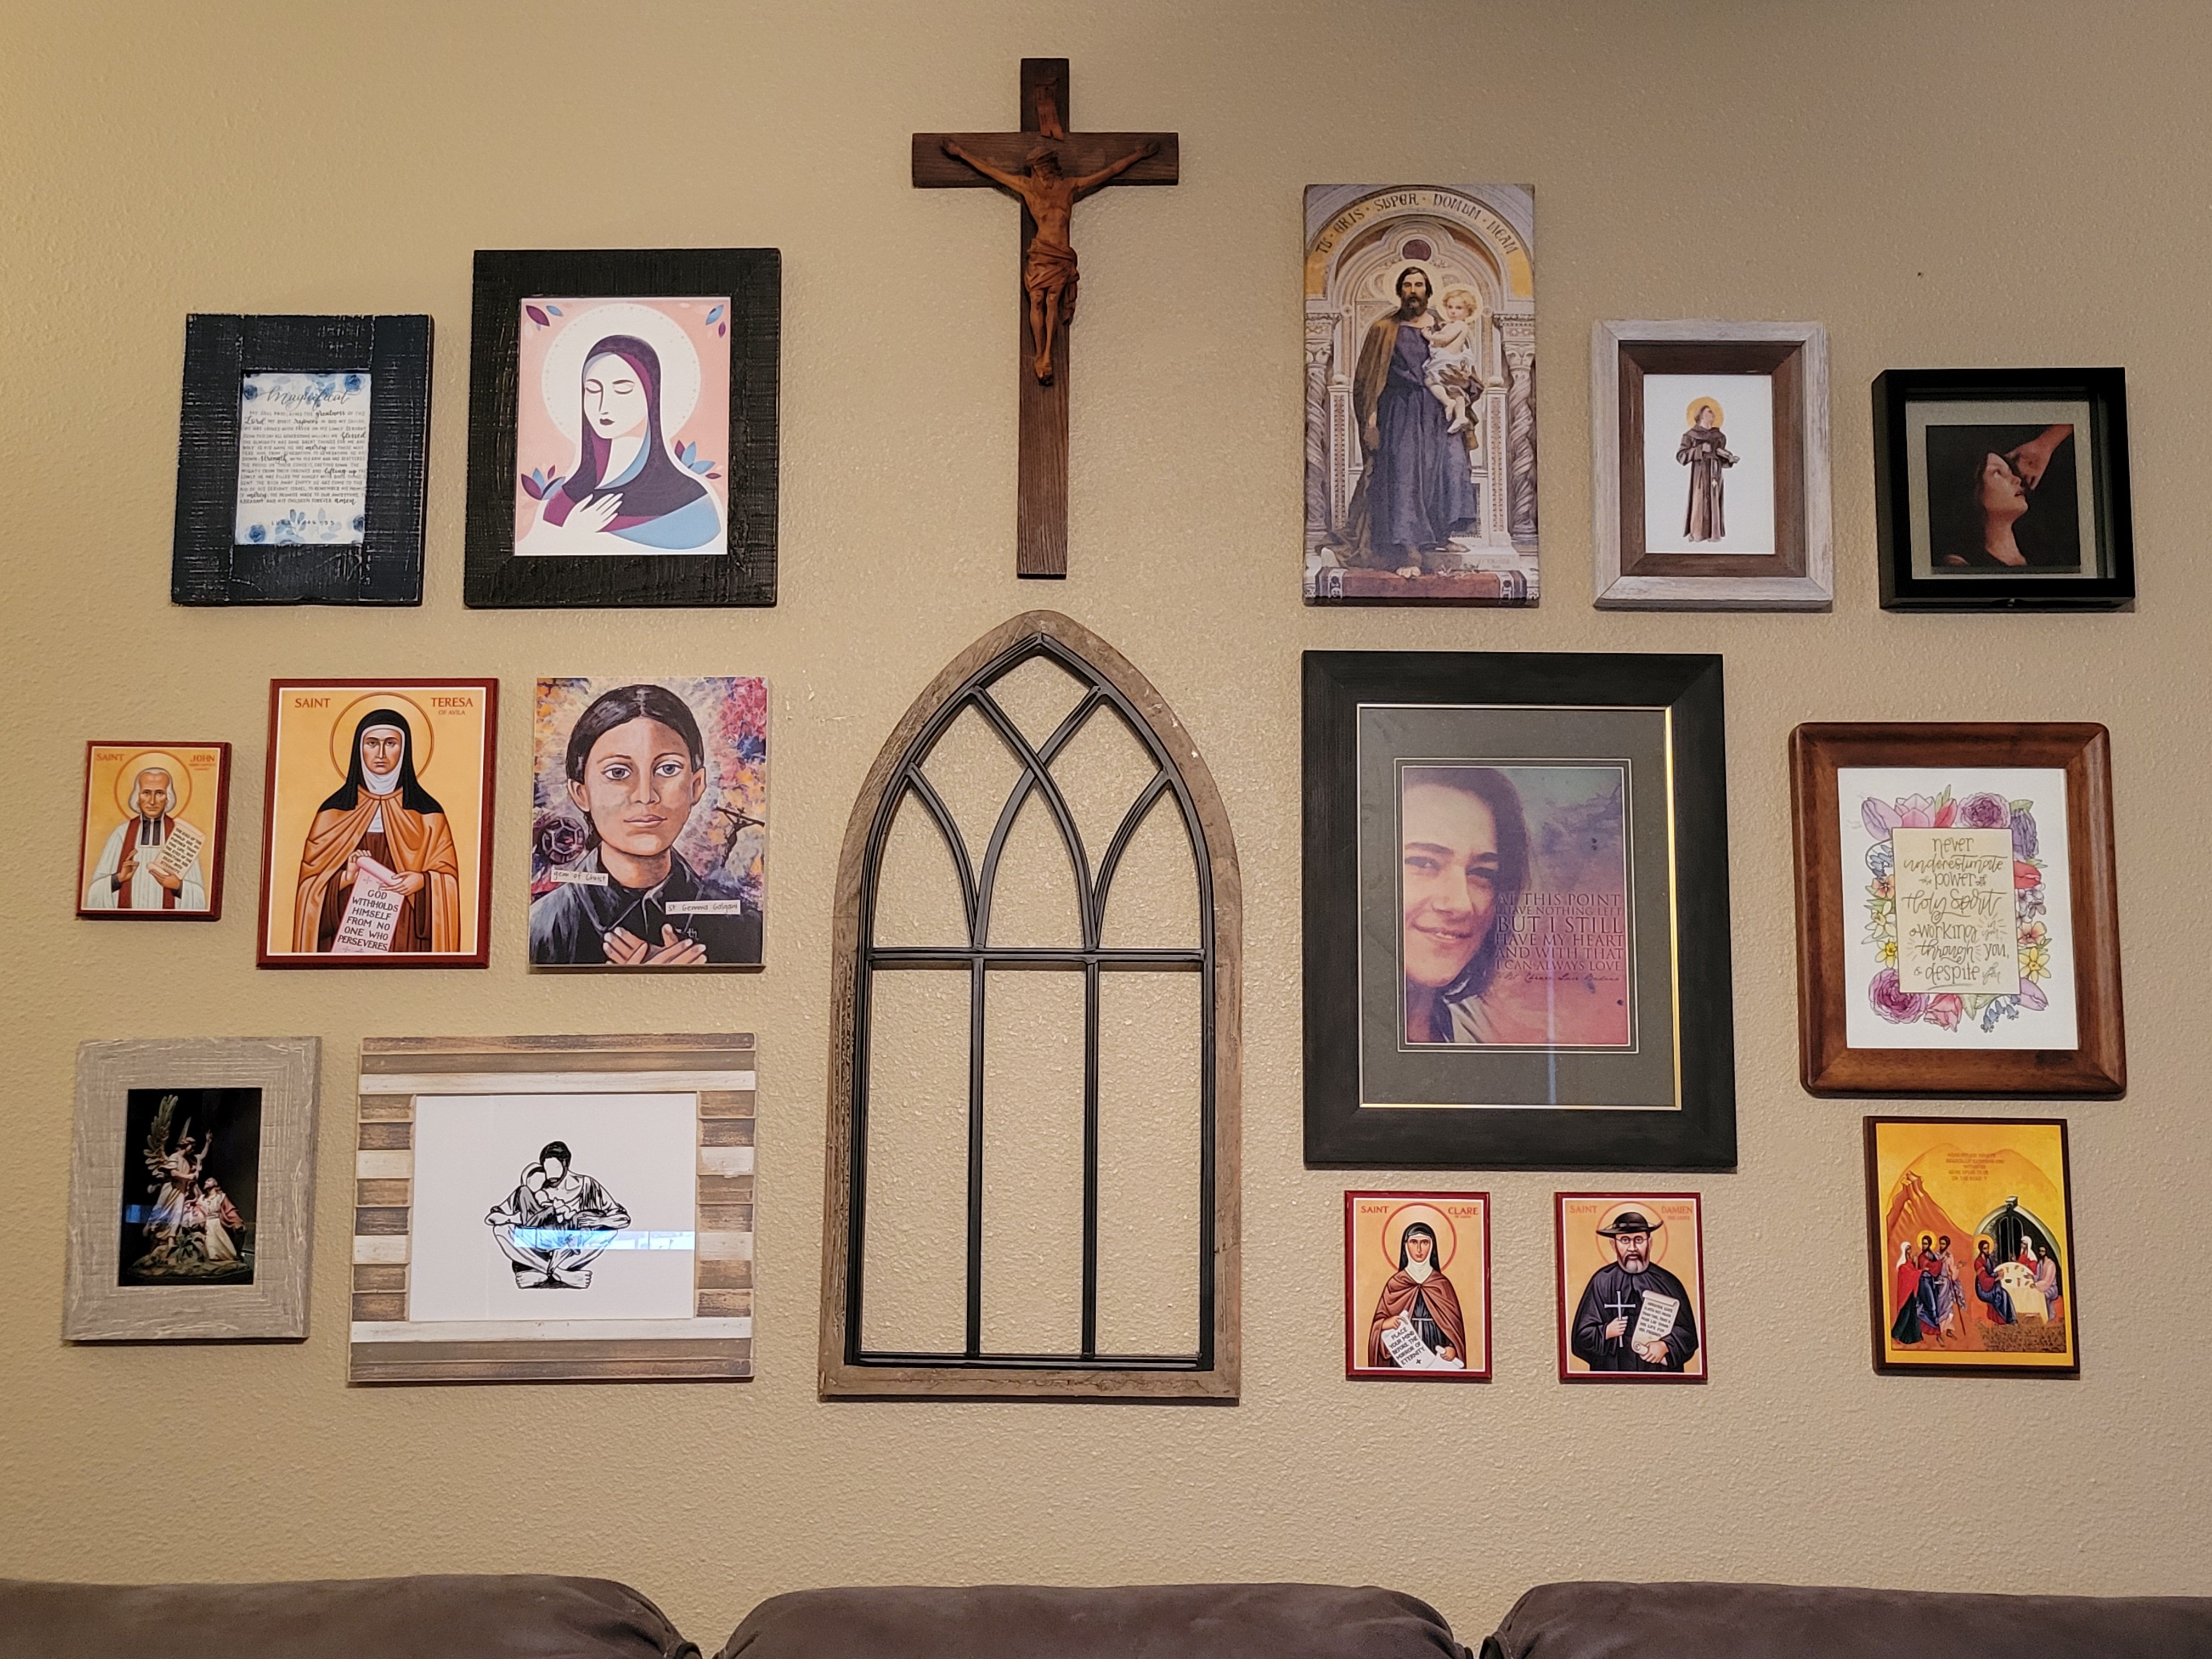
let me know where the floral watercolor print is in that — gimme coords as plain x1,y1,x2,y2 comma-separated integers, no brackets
234,371,371,545
513,298,731,556
1838,767,2077,1051
529,676,767,969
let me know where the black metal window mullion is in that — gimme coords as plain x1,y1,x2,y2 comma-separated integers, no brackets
848,636,1217,1373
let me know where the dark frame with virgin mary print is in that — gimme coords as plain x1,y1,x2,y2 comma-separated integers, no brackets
464,247,780,608
1303,651,1736,1171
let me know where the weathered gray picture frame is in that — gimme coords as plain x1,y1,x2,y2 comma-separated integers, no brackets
1591,318,1833,611
65,1036,321,1341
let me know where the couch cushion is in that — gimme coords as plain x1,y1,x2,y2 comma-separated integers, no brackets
0,1572,696,1659
1482,1580,2212,1659
716,1584,1469,1659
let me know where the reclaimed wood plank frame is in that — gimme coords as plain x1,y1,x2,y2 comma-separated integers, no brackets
819,611,1242,1399
347,1034,756,1383
1791,723,2124,1097
65,1037,320,1341
1592,319,1832,611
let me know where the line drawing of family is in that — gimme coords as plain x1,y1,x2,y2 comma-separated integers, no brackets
1348,266,1492,577
483,1141,630,1290
520,328,724,555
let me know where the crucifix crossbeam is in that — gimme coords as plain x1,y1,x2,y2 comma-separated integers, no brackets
913,58,1179,577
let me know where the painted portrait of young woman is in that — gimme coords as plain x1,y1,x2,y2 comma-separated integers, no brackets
514,298,732,557
529,676,768,969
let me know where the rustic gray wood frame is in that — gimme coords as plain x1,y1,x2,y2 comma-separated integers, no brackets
347,1034,755,1384
819,610,1242,1400
1592,319,1833,611
66,1037,321,1341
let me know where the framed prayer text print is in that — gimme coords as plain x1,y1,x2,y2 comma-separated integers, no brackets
464,249,780,608
76,741,230,921
171,314,431,606
1791,724,2124,1097
1303,651,1736,1171
1303,184,1539,607
1874,368,2134,612
529,676,768,969
1592,320,1833,611
1555,1192,1707,1383
1344,1191,1490,1382
257,679,497,969
1865,1116,2079,1376
347,1034,756,1385
64,1037,320,1342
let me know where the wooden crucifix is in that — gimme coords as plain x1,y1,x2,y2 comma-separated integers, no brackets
913,58,1179,577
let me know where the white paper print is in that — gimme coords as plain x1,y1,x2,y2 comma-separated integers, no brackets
1640,373,1776,555
407,1092,698,1324
1838,767,2077,1051
235,371,372,546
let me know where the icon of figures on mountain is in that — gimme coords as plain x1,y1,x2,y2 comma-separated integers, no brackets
1677,397,1739,542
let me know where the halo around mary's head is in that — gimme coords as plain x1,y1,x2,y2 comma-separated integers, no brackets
538,301,707,445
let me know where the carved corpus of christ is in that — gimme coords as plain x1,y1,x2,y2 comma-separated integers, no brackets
913,60,1180,577
940,134,1158,383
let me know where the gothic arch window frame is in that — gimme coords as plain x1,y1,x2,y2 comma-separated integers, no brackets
819,611,1242,1399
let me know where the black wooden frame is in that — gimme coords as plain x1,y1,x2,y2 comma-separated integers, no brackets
1302,650,1737,1171
1874,366,2134,612
464,248,780,609
171,314,431,606
844,633,1220,1372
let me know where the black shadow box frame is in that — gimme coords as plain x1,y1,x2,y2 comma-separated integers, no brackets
1874,366,2134,613
1303,650,1737,1171
464,248,780,609
172,314,431,606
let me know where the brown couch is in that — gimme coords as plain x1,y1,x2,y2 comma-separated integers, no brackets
8,1574,2211,1657
1481,1581,2212,1658
0,1573,698,1659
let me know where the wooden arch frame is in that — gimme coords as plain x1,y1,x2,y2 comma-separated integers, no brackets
819,611,1241,1399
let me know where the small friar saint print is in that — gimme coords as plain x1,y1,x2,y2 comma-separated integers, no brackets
484,1141,630,1289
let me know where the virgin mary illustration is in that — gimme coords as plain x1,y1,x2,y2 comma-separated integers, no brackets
521,330,724,555
292,708,461,953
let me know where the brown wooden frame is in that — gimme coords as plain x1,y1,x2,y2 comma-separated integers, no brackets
1592,320,1832,611
819,610,1241,1400
1342,1190,1491,1383
1791,723,2124,1097
347,1034,755,1384
1553,1190,1709,1384
256,678,497,968
75,740,232,922
1862,1115,2081,1378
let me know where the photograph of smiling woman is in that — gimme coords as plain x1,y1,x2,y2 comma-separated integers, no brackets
1399,765,1530,1045
528,684,760,967
520,334,724,555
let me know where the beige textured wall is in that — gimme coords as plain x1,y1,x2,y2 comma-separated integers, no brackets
4,0,2207,1642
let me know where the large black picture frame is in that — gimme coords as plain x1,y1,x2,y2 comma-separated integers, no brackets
1874,366,2134,613
464,247,780,609
171,314,432,606
1303,651,1736,1171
